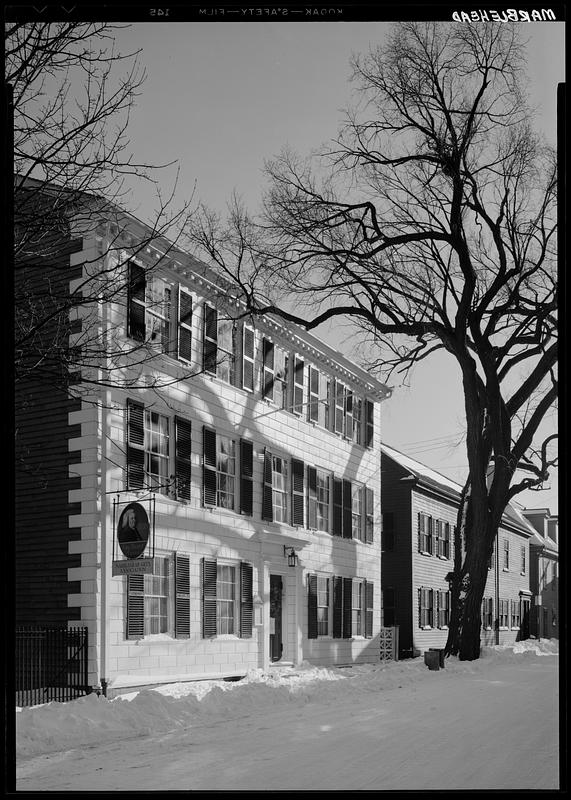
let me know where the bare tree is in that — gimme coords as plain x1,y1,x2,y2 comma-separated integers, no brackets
185,22,558,660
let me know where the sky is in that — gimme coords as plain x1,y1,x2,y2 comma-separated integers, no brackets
108,20,564,513
15,639,559,790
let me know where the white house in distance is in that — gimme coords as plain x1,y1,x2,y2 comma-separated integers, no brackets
521,508,559,639
15,188,390,696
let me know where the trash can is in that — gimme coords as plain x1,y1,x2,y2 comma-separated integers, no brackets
424,650,440,670
429,648,445,668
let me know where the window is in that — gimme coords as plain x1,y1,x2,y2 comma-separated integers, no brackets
292,355,305,414
242,326,255,392
334,381,345,434
177,286,193,362
364,399,374,449
261,449,288,523
418,513,433,554
498,599,509,628
510,599,521,630
352,580,364,636
418,587,434,628
352,398,362,444
203,305,236,384
262,338,274,400
308,366,319,423
521,546,526,575
202,559,253,639
126,554,190,639
382,588,395,627
344,390,354,439
503,538,509,570
308,467,330,532
239,439,254,516
437,590,450,628
202,428,236,510
308,575,373,640
126,400,191,499
482,597,493,629
351,484,363,540
317,576,330,636
127,262,172,353
437,522,451,559
382,512,395,551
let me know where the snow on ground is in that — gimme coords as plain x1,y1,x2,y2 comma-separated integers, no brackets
16,638,558,760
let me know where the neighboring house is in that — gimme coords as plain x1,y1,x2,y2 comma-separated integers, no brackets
15,183,390,695
521,508,559,639
380,444,535,658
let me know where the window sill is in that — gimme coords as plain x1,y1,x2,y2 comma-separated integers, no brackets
482,626,492,631
421,625,433,631
502,568,510,572
499,626,509,631
437,555,450,561
419,551,433,558
520,572,526,576
437,625,449,630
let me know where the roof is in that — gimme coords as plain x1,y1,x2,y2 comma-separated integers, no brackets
381,443,537,537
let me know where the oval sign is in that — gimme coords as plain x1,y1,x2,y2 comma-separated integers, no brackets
117,502,150,559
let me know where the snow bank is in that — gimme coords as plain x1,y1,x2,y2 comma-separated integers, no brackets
16,639,558,759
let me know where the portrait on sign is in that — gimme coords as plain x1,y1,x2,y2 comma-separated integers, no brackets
117,502,150,559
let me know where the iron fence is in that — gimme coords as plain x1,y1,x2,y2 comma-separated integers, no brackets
16,626,92,707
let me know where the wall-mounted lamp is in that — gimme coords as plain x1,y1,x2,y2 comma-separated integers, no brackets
283,546,298,568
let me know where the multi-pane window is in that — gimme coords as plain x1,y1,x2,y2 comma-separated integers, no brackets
482,597,494,629
308,366,319,423
521,546,526,575
351,398,362,444
217,564,237,635
126,555,193,640
216,435,236,510
510,599,521,630
498,599,509,628
503,538,510,570
144,410,170,491
242,326,255,392
437,590,450,628
418,587,434,628
437,522,451,558
271,455,288,523
308,468,330,532
127,262,172,352
352,580,364,636
334,381,345,434
317,576,330,636
292,356,305,414
352,484,363,540
203,305,236,384
418,513,433,554
145,556,170,634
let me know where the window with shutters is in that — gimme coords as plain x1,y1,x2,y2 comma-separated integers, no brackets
126,554,191,639
201,558,253,638
382,587,396,627
126,262,173,353
202,428,236,510
510,599,521,629
315,469,330,532
275,348,289,409
520,546,526,575
481,596,493,629
177,286,193,362
351,484,363,541
503,538,509,570
203,304,236,384
127,401,191,499
418,513,433,555
351,397,362,444
498,598,509,628
271,455,288,523
334,381,345,434
382,512,395,551
437,590,450,628
436,521,451,558
418,587,434,628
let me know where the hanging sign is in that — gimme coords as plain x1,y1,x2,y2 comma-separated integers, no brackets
112,557,155,576
116,501,150,559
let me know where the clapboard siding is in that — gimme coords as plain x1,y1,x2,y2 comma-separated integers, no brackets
15,215,85,627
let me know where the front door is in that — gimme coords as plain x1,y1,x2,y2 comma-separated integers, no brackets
269,574,283,662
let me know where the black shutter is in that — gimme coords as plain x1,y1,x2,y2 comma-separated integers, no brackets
307,465,317,529
175,554,190,638
365,487,374,543
291,458,305,527
202,427,217,506
126,399,145,489
332,576,343,638
293,356,304,413
177,286,193,361
332,478,343,537
364,399,374,448
342,479,352,538
365,580,374,638
262,338,275,399
240,439,254,516
307,574,318,639
242,326,255,391
262,448,273,521
175,417,192,501
418,513,422,552
418,587,422,627
240,561,254,638
202,558,217,638
127,262,146,341
343,577,352,638
127,573,145,639
203,305,218,373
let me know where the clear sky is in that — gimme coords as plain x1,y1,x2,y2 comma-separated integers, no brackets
111,20,564,514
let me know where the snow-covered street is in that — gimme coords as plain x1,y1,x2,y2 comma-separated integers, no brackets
15,640,559,791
